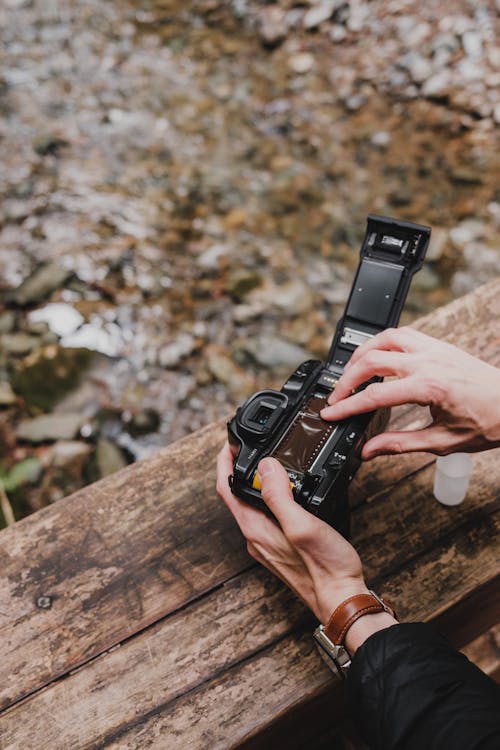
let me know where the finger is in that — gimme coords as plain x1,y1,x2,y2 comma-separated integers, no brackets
258,457,308,532
322,377,428,421
361,424,457,459
327,350,413,404
346,327,425,369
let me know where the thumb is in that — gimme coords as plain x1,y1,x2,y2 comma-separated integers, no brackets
258,458,304,529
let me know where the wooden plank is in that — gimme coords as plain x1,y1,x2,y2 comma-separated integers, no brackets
0,419,244,710
461,624,500,683
0,279,499,713
0,503,498,750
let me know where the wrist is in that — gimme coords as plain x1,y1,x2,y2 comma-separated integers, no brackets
317,578,370,624
344,611,398,655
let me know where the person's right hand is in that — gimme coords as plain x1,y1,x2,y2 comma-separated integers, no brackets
320,328,500,459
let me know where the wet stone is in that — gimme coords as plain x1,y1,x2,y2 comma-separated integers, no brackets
0,381,16,406
0,333,40,355
9,263,73,306
158,333,196,368
44,440,92,476
225,269,263,301
95,438,128,478
239,335,311,370
17,413,84,443
0,312,15,335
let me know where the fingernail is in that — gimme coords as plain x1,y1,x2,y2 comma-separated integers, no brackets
258,459,275,477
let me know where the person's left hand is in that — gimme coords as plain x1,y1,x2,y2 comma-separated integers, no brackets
216,443,369,624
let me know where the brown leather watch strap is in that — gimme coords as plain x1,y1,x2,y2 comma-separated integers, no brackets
325,591,396,645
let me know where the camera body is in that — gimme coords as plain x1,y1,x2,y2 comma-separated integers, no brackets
227,215,431,537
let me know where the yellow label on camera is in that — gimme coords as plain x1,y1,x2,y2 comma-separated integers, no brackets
252,472,294,492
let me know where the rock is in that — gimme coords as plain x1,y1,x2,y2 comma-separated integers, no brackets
0,381,16,406
45,440,92,476
96,438,127,477
26,320,50,336
493,103,500,125
10,346,95,412
258,7,287,47
461,30,483,59
0,311,15,335
456,58,484,82
421,71,451,98
158,333,196,368
17,413,84,443
33,134,69,156
240,335,311,370
370,131,391,147
303,1,338,30
411,265,441,291
124,408,161,437
249,279,314,314
450,166,483,185
197,244,229,270
449,220,486,246
9,263,72,306
0,333,40,355
406,55,433,85
225,269,262,301
223,207,248,230
205,345,253,399
344,94,367,111
426,227,448,262
288,53,314,74
0,458,43,492
28,303,84,337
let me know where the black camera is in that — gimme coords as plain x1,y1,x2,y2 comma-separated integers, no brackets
227,215,431,537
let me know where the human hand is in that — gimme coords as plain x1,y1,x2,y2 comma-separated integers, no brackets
216,444,396,652
320,327,500,459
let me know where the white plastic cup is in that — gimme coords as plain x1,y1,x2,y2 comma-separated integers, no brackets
433,453,473,506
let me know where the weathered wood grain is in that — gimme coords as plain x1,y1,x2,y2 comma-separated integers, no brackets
462,623,500,682
1,506,497,750
0,278,499,747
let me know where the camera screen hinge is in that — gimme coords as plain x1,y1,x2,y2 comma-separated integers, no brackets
340,327,374,348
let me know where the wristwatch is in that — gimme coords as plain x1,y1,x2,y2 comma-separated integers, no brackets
313,590,397,679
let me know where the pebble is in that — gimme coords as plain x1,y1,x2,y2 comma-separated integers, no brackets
303,1,338,30
225,269,262,301
205,345,253,399
421,71,452,97
9,263,72,306
461,30,483,59
240,335,311,370
45,440,92,475
158,333,196,368
0,381,16,406
17,413,85,443
426,227,448,262
258,7,287,47
95,438,127,477
197,244,229,270
288,53,314,74
1,333,40,355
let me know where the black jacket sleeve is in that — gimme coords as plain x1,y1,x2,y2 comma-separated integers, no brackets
345,622,500,750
